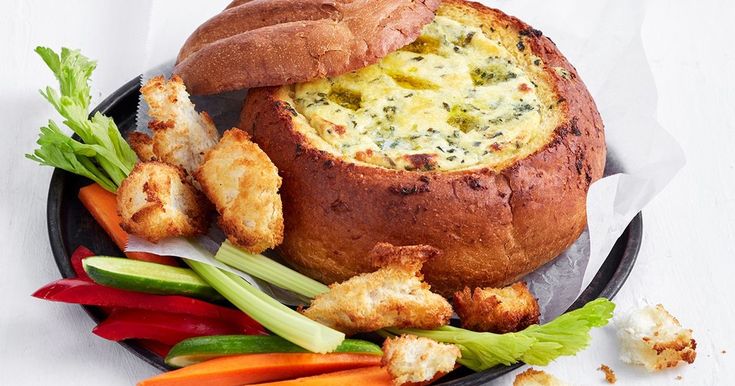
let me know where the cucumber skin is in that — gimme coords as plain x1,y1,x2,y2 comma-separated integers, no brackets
83,258,224,303
166,336,383,367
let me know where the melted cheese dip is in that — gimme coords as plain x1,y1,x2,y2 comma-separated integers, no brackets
290,16,545,171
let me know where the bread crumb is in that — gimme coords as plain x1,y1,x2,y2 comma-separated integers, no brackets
597,364,616,384
675,375,683,380
617,304,696,371
722,350,727,354
513,368,570,386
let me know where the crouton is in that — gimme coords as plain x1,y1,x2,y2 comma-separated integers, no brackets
453,282,540,333
195,128,283,253
382,335,460,385
302,243,452,335
617,304,696,371
141,75,219,176
597,364,616,384
127,132,156,162
117,162,209,242
513,368,570,386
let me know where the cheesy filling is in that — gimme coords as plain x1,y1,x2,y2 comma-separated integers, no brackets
290,16,546,171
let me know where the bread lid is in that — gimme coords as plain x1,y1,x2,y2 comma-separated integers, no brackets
174,0,441,95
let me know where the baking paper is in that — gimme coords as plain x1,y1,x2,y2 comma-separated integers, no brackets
128,0,685,320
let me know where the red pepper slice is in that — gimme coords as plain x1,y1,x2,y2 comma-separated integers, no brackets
93,309,245,346
70,246,95,280
138,340,173,357
32,279,265,335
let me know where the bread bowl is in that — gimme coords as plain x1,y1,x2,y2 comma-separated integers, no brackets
175,0,441,94
239,0,605,296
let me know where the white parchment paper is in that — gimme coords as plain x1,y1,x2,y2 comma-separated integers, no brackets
128,0,685,319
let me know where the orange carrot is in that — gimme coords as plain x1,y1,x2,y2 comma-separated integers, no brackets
78,183,178,266
253,366,393,386
137,353,382,386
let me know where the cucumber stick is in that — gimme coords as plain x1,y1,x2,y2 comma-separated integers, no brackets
82,256,224,303
166,336,383,367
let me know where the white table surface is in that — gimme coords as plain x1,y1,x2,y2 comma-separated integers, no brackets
1,1,733,385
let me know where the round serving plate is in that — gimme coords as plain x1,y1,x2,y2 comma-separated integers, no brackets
47,77,642,385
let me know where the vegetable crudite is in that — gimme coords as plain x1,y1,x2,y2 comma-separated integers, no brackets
165,335,382,368
240,0,606,296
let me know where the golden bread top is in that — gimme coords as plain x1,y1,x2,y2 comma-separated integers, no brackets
282,15,555,171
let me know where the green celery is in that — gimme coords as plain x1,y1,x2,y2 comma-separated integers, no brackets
26,47,137,192
387,298,615,372
215,240,329,298
185,258,344,354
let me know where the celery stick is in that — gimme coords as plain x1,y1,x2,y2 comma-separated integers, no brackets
215,240,328,298
185,259,344,353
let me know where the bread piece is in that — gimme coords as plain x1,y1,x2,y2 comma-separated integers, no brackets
382,335,460,385
174,0,440,94
195,128,283,253
240,0,605,296
597,364,616,384
302,243,452,335
140,75,219,176
453,282,540,333
617,304,696,371
127,132,156,162
513,368,570,386
117,162,209,242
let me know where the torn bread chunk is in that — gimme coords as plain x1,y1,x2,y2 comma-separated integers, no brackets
117,162,209,242
617,304,696,371
127,131,156,162
513,368,570,386
382,335,460,385
195,128,283,253
141,75,219,176
453,282,540,333
303,243,452,335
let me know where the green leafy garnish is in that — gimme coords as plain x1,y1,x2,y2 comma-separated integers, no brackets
26,47,137,192
388,298,615,372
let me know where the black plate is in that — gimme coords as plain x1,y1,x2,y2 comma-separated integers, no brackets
46,77,642,385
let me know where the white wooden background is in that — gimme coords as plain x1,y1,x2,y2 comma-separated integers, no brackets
1,1,733,385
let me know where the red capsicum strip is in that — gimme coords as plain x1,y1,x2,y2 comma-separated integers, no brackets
32,279,265,335
93,309,246,346
139,340,175,357
70,246,95,280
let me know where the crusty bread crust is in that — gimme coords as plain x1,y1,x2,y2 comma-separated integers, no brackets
240,0,606,296
174,0,440,95
127,132,156,162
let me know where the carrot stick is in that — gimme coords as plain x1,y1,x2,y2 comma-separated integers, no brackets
78,183,178,266
137,353,382,386
253,366,393,386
